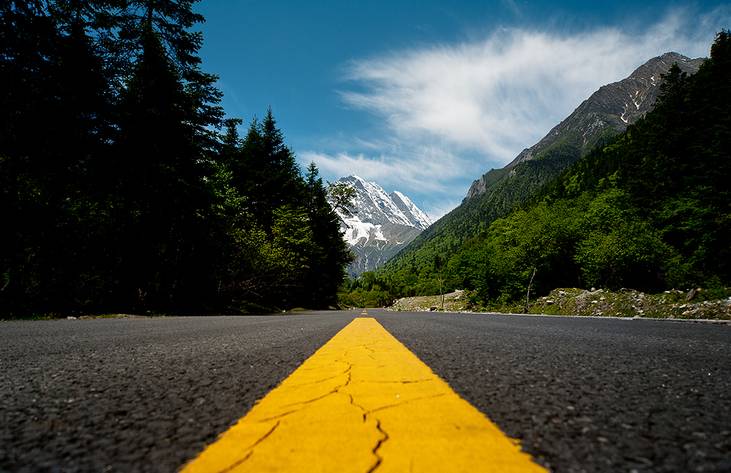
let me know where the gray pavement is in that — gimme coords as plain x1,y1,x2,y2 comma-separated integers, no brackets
0,313,355,472
2,310,730,472
375,310,731,473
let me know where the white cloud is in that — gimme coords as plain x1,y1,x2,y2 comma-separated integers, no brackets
341,9,727,162
301,150,464,221
422,199,462,222
306,7,730,219
301,145,474,195
501,0,523,17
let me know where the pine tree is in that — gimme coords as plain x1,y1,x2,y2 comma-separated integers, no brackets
303,163,353,307
113,26,195,308
260,109,305,218
0,1,56,314
239,109,305,232
0,1,116,313
115,0,223,136
220,118,243,165
0,2,359,315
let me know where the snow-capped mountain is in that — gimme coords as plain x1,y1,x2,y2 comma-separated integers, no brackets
329,175,432,276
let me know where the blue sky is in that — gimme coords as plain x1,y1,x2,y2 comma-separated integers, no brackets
197,1,729,219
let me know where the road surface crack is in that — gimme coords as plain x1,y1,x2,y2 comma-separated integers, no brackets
342,390,389,473
215,342,424,473
331,352,391,473
354,343,379,361
285,366,352,388
360,378,434,385
217,420,280,473
366,418,389,473
369,393,447,415
257,366,352,422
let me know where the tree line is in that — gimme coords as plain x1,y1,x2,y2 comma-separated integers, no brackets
348,31,730,308
0,0,351,316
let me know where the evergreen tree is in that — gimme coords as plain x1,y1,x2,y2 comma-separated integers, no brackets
220,118,243,167
235,117,263,205
99,0,225,310
112,23,216,309
0,2,371,315
115,0,223,133
361,31,731,305
303,163,352,307
0,1,55,314
0,1,115,313
239,109,304,232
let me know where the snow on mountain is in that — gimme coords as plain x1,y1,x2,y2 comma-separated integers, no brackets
329,175,432,276
338,175,431,230
391,191,432,229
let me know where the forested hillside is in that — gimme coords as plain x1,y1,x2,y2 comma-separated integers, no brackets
348,32,730,307
0,1,351,316
380,52,703,296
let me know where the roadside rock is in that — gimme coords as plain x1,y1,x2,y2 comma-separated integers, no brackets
388,287,730,320
391,290,468,312
532,288,730,319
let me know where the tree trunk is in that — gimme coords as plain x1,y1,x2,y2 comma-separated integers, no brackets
525,266,537,313
439,277,444,311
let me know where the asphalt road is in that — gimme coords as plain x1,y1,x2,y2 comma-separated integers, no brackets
2,311,730,472
377,311,731,473
0,312,356,472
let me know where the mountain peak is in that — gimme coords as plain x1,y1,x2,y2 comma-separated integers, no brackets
390,191,432,230
328,177,432,275
466,51,704,200
345,174,367,183
335,176,432,230
659,51,690,60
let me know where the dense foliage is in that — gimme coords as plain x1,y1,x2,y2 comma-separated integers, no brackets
0,1,351,315
349,32,730,307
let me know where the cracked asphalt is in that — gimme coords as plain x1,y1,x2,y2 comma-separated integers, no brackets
0,312,355,472
376,310,731,473
2,310,731,472
182,317,543,472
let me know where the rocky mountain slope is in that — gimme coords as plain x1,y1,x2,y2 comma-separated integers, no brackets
466,52,704,199
384,52,704,274
330,176,432,276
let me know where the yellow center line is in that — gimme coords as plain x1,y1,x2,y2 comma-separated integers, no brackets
182,318,547,472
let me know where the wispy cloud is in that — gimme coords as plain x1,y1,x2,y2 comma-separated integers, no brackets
304,7,730,220
500,0,523,18
340,9,725,161
301,145,474,194
301,149,465,221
